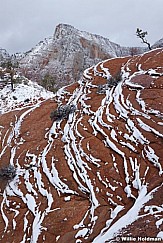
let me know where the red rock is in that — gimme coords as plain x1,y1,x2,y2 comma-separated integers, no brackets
0,49,163,242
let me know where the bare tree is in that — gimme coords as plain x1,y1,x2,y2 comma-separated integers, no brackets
130,47,139,56
136,28,151,50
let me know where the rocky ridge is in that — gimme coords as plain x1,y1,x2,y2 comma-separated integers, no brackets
0,48,10,64
0,48,163,242
19,24,145,89
152,37,163,49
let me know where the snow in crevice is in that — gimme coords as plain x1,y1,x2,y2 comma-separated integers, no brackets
1,50,163,242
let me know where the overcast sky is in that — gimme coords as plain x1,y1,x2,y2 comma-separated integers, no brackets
0,0,162,54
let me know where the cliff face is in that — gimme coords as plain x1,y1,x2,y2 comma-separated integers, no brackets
19,24,144,88
0,48,163,242
152,37,163,49
0,48,10,63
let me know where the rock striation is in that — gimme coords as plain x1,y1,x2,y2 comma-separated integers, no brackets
0,48,163,242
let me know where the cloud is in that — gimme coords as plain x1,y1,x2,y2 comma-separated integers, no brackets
0,0,162,53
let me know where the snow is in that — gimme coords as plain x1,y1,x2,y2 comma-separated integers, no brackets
156,218,163,228
93,186,157,243
56,235,60,241
0,49,163,242
157,231,163,239
75,228,89,238
0,79,54,114
144,145,162,174
25,194,37,215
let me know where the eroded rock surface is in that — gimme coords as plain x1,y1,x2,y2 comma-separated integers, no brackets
0,48,163,242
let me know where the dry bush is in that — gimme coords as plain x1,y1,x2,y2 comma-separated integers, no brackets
0,165,16,181
50,104,76,121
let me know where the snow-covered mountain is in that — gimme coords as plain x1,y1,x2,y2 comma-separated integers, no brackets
0,48,10,63
0,48,163,242
152,37,163,48
19,24,145,89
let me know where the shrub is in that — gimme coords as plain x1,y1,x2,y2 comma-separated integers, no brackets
0,165,16,181
97,71,123,94
108,71,122,87
96,84,108,94
40,74,57,92
130,47,139,56
50,104,76,121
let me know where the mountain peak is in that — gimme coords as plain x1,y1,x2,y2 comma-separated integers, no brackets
54,23,100,42
54,23,76,39
19,24,145,90
54,23,111,43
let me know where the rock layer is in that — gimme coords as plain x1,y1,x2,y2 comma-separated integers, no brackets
0,48,163,242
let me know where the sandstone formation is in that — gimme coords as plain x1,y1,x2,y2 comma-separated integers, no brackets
19,24,145,89
0,48,163,242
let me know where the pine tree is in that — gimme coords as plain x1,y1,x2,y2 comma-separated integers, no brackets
136,28,151,50
1,57,19,91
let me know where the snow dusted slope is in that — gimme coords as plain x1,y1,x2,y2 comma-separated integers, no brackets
152,37,163,49
0,48,10,63
0,79,54,114
0,49,163,242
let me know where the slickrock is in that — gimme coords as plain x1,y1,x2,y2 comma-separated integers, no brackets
0,48,163,242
